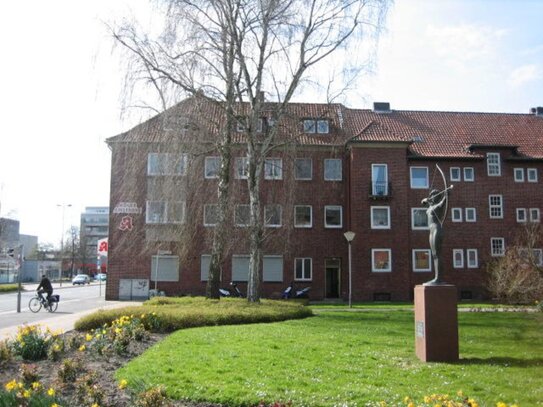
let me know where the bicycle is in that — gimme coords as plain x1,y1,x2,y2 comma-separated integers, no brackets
29,294,59,313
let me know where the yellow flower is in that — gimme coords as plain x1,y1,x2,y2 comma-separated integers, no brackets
404,396,410,403
23,389,31,398
102,330,106,335
91,404,100,407
408,403,415,407
141,314,146,319
85,333,93,341
53,344,61,351
32,382,41,390
424,396,432,404
118,379,128,390
51,404,59,407
115,328,122,335
5,379,17,391
47,387,56,396
78,345,86,352
457,390,463,397
496,403,507,407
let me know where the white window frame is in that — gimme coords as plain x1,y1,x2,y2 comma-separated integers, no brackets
451,208,463,222
264,158,283,180
303,119,316,133
371,206,391,229
294,257,312,281
514,168,525,182
467,249,478,268
489,195,503,219
294,158,312,180
264,205,282,228
527,168,538,183
324,205,343,228
317,120,330,134
235,157,249,179
146,201,167,224
465,208,477,222
204,156,220,179
168,201,186,224
372,249,392,272
411,208,429,230
453,249,464,269
463,167,474,182
150,255,180,282
491,237,505,257
412,249,432,272
294,205,312,228
324,159,342,181
516,208,527,223
487,153,501,176
203,204,219,227
234,204,250,227
371,164,389,196
530,208,541,223
200,254,212,281
450,167,461,182
410,166,429,189
147,153,188,176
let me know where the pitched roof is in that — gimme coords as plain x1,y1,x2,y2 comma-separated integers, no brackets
107,97,543,159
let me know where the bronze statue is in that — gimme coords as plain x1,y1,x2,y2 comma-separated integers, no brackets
421,165,453,285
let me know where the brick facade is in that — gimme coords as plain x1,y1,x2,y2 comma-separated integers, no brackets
105,100,543,301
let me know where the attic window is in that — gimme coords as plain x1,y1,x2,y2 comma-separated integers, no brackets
412,135,424,142
303,119,329,134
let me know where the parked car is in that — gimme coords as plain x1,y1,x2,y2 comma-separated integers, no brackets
72,274,91,285
95,273,107,281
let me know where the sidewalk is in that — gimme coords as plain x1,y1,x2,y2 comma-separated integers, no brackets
0,301,141,340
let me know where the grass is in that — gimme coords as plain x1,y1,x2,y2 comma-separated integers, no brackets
75,296,313,332
117,310,543,406
309,301,538,311
0,284,20,293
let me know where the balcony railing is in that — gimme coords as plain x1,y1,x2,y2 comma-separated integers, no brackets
369,181,392,199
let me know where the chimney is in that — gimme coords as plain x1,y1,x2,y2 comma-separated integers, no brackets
373,102,391,113
530,106,543,117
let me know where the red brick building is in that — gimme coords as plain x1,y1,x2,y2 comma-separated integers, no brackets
105,99,543,301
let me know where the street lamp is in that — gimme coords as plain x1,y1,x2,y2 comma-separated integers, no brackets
57,203,72,286
343,231,356,308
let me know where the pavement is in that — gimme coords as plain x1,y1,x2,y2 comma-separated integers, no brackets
0,299,142,340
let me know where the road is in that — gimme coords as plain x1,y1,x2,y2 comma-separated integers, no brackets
0,281,109,330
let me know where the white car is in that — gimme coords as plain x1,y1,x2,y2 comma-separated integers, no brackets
72,274,91,285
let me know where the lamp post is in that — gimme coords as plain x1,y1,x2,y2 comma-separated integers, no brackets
57,203,72,287
343,231,356,308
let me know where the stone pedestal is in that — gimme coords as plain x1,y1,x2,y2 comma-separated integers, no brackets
414,284,459,362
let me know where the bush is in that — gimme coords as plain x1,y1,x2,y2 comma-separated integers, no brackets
134,385,169,407
0,339,12,365
0,284,20,293
57,358,83,383
12,325,54,361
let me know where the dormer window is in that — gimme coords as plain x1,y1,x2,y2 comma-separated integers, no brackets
303,119,329,134
237,117,263,133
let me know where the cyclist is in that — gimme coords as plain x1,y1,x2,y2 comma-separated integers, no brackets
37,274,53,308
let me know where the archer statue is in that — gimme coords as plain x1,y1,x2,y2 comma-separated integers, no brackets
421,165,454,285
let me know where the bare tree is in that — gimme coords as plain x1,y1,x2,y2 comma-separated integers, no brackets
112,0,390,301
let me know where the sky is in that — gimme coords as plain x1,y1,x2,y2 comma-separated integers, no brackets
0,0,542,247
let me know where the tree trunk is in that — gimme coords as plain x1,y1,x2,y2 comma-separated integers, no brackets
246,151,263,302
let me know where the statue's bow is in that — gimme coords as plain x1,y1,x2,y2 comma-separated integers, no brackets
433,164,452,226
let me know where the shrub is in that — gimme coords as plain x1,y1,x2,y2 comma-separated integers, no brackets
57,358,83,383
0,339,12,365
0,284,20,293
1,379,62,406
12,325,51,361
135,385,169,407
47,337,65,361
67,333,84,350
74,371,104,407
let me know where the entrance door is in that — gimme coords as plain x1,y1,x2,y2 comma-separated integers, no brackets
325,258,341,298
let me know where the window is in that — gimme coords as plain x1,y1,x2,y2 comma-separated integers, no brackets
411,208,429,230
264,205,282,227
295,258,312,280
514,168,525,182
453,249,464,268
294,158,312,180
205,156,220,179
200,254,211,281
148,153,167,175
527,168,538,182
451,208,463,222
324,206,343,228
294,206,312,228
410,167,429,189
150,255,179,282
450,167,461,182
232,255,249,282
530,208,541,222
234,205,250,226
324,159,342,181
264,158,283,180
412,249,431,272
303,119,329,134
371,206,390,229
236,117,246,132
203,204,219,226
371,164,388,195
533,249,543,266
263,256,283,282
489,195,503,219
372,249,391,272
235,157,249,179
467,249,478,268
465,208,477,222
148,153,188,176
146,201,166,223
463,167,474,182
491,238,505,256
516,208,527,222
487,153,501,176
168,201,186,224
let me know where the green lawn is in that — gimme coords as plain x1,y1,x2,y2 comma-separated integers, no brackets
0,284,20,293
118,311,542,406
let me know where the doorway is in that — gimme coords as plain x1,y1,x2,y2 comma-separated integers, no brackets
325,258,341,298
